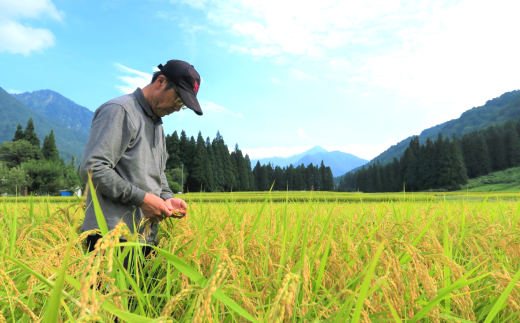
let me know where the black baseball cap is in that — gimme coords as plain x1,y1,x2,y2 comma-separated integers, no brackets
157,60,203,116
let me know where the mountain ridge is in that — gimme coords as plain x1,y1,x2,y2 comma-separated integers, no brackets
252,146,368,177
344,89,520,176
12,89,94,134
0,87,89,161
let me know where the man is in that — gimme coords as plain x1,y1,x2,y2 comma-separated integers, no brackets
80,60,203,259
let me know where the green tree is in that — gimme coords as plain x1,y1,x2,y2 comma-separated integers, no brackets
189,132,211,192
205,137,216,191
165,170,183,193
245,154,255,191
323,166,335,191
165,131,182,170
450,135,468,188
215,136,236,192
211,133,225,192
484,126,506,171
503,121,520,168
42,130,60,161
3,166,32,195
64,165,81,193
23,118,41,147
13,124,24,142
399,139,419,192
0,140,42,168
231,144,250,191
22,160,63,194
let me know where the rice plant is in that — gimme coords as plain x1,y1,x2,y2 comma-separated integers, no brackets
1,190,519,322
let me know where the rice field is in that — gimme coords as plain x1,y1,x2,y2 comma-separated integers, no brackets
1,190,520,322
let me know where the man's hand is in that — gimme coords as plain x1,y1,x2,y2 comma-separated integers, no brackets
140,193,172,222
165,198,188,218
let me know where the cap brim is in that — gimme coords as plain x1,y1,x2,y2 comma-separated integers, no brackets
177,87,203,116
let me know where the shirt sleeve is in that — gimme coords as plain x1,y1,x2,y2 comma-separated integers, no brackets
80,103,146,207
160,171,175,200
160,145,175,200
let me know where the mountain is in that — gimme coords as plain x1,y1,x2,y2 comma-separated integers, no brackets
362,89,520,169
251,145,368,177
12,89,94,133
0,87,88,161
251,146,329,168
295,150,368,177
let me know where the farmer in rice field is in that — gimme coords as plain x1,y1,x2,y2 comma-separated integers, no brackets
80,60,202,267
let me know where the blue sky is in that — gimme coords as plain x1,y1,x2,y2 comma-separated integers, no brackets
1,0,519,160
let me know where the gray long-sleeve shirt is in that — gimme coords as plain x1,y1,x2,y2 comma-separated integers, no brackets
80,88,174,244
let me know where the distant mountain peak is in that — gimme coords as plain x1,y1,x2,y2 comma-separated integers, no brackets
251,145,367,177
12,89,94,134
306,145,328,155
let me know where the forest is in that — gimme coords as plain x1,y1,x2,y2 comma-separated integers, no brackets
0,118,80,195
339,119,520,192
164,130,335,192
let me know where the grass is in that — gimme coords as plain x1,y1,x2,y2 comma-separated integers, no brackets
1,190,520,322
463,166,520,192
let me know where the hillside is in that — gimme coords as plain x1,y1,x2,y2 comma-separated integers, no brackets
365,89,520,167
12,89,94,133
0,87,88,161
463,167,520,192
295,150,367,177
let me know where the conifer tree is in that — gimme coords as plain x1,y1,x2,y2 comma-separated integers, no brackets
475,131,491,176
485,126,506,171
285,165,295,190
165,131,182,169
253,161,262,190
323,166,335,191
450,135,468,188
434,135,453,188
245,154,255,191
24,118,40,147
357,166,367,192
265,162,275,189
503,121,520,168
190,132,210,191
211,132,225,191
209,134,236,191
42,130,60,161
399,140,419,191
205,137,216,191
13,124,24,142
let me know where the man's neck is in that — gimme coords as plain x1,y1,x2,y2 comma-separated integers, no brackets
141,84,154,108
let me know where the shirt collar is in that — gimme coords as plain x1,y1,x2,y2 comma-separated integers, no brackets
134,88,162,124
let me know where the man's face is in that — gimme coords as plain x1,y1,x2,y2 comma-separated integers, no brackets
151,76,184,117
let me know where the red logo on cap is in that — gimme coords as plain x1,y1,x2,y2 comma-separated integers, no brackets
193,81,199,94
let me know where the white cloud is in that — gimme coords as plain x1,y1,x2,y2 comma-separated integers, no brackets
364,0,520,120
324,137,400,160
201,101,242,117
297,128,307,138
291,68,314,80
171,0,461,61
242,146,314,159
168,0,520,133
8,89,23,94
0,0,62,55
114,63,153,94
271,77,281,83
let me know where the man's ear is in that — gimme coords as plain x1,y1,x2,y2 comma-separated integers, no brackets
155,75,166,90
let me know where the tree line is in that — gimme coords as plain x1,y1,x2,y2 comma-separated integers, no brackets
339,119,520,192
165,130,335,192
0,118,80,195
